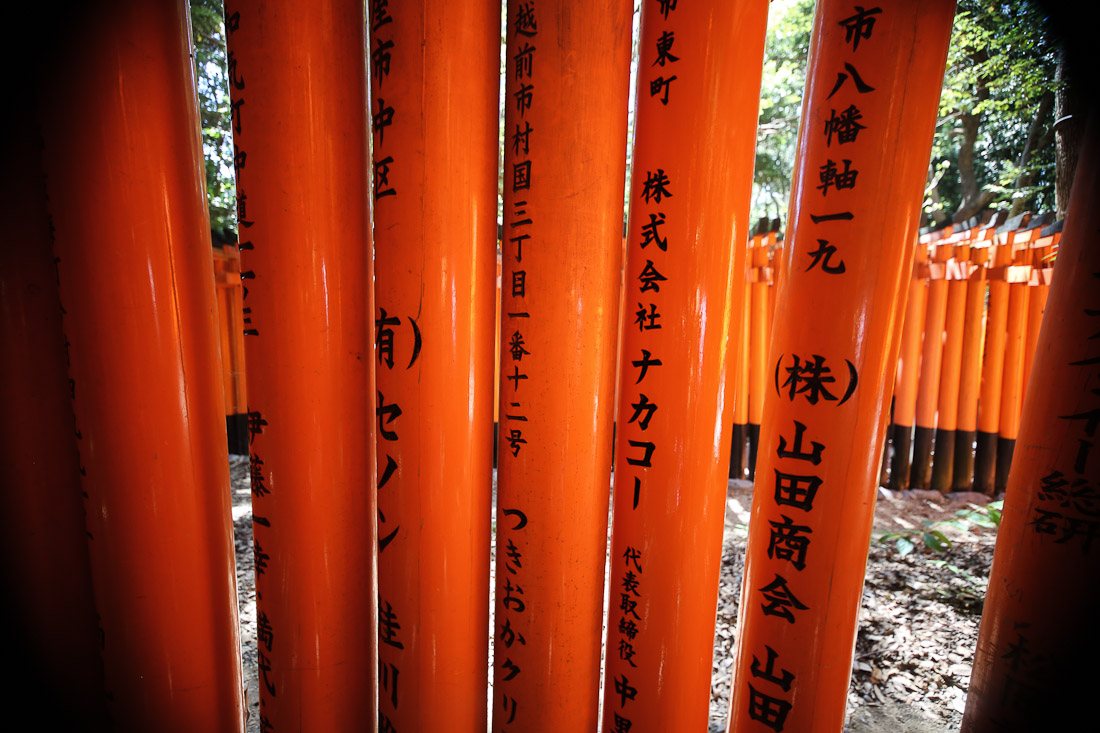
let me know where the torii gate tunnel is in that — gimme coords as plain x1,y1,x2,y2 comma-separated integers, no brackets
1,1,1095,732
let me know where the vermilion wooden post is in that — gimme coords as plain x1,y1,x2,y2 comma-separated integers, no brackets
961,111,1099,733
222,1,377,729
749,234,773,479
492,1,631,729
0,134,105,725
975,239,1013,493
932,242,971,491
37,1,246,728
911,244,951,488
727,2,955,731
369,1,498,728
732,300,751,479
603,1,767,729
996,253,1032,492
1021,234,1054,403
954,242,990,490
888,245,928,490
212,245,249,454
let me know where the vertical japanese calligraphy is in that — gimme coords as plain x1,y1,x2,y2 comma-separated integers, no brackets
492,1,631,730
727,2,956,731
962,111,1100,733
602,1,768,730
37,1,246,728
223,1,377,730
369,0,498,729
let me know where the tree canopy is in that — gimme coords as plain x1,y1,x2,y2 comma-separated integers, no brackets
189,0,1067,241
751,0,1064,231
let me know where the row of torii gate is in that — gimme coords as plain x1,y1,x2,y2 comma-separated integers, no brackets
0,0,1095,732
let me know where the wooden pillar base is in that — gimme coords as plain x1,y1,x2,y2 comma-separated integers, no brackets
746,423,761,481
974,430,998,494
911,426,936,489
889,424,913,491
995,437,1016,494
931,429,956,492
953,429,977,491
730,423,746,479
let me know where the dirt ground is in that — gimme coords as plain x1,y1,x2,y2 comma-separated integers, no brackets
229,458,997,731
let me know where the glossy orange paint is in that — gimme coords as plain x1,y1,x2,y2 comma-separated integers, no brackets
37,1,245,728
222,1,376,729
961,111,1100,733
602,1,767,729
727,2,955,730
369,1,498,728
491,1,631,730
0,134,105,724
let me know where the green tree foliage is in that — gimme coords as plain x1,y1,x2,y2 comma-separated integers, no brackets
751,0,813,226
930,0,1060,223
751,0,1062,230
190,0,236,241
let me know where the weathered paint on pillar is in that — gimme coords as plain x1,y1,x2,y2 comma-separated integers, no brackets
603,0,767,729
961,111,1100,733
888,247,928,490
369,0,498,728
222,1,377,729
954,242,989,490
492,1,631,729
727,2,954,730
932,244,971,491
37,1,245,728
0,133,106,726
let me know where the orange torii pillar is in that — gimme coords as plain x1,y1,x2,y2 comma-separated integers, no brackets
911,243,951,489
212,245,249,455
974,237,1014,493
223,2,377,729
369,1,498,729
0,137,105,724
1021,232,1056,394
995,249,1033,492
492,1,631,730
748,232,774,480
887,244,928,490
954,243,991,490
931,242,972,491
37,1,245,729
603,1,767,730
961,112,1100,733
727,2,954,731
732,300,751,479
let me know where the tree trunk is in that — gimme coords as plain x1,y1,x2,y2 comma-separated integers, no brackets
1055,52,1083,219
1009,90,1055,217
952,111,997,223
